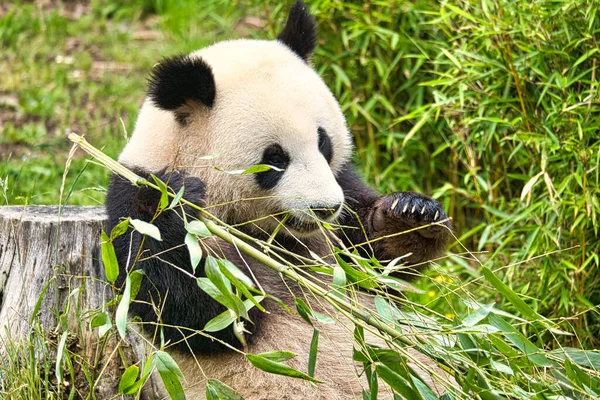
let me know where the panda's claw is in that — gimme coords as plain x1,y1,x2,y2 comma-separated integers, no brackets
372,192,450,240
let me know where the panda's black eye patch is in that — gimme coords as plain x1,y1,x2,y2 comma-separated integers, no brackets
318,127,333,164
256,144,290,190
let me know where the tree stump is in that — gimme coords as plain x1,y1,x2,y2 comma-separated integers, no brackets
0,206,151,398
0,206,107,337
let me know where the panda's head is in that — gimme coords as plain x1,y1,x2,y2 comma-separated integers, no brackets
119,1,352,237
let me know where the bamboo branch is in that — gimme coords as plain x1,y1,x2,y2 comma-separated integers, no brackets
68,132,456,373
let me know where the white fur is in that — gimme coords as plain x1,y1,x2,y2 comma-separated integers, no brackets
120,39,351,234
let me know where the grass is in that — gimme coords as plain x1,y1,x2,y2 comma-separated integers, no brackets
0,0,243,205
1,0,599,398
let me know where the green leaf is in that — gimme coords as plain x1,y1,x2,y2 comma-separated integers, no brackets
488,314,556,367
257,351,296,362
116,275,131,339
334,254,377,289
551,347,600,369
402,111,430,147
186,220,211,237
217,261,264,313
332,266,346,298
295,298,313,326
219,259,255,288
110,218,130,239
246,354,322,383
154,351,186,400
482,267,540,321
130,269,145,301
411,375,438,400
205,257,248,319
206,378,243,400
331,64,351,87
204,297,264,332
118,365,140,394
353,346,404,365
375,364,419,400
30,278,52,326
130,219,162,241
90,311,112,338
308,327,319,377
185,233,203,273
168,186,185,210
489,359,514,375
204,309,236,333
55,331,68,384
101,230,119,283
196,277,248,322
151,174,169,210
462,303,494,327
242,164,284,174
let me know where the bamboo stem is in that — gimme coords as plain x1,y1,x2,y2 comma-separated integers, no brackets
68,133,455,372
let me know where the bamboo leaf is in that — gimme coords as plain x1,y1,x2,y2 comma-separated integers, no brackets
168,185,185,210
186,220,211,237
308,327,319,377
332,266,346,298
116,275,131,339
130,219,162,241
185,232,203,273
246,354,322,383
482,267,540,321
118,365,140,394
101,230,119,283
257,351,296,362
206,378,243,400
154,351,186,400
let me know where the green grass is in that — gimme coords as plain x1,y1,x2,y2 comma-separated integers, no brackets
0,0,244,205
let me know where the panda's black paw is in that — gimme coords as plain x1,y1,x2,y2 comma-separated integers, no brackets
132,168,206,218
370,192,450,240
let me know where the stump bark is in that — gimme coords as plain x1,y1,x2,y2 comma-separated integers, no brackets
0,206,156,398
0,206,107,337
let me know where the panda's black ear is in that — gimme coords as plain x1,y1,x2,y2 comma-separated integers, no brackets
277,0,317,61
148,55,216,112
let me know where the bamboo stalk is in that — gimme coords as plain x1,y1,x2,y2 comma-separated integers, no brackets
68,132,456,373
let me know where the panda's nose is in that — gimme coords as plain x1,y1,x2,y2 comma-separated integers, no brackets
309,203,343,219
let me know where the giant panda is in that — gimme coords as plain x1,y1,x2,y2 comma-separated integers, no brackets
106,1,452,398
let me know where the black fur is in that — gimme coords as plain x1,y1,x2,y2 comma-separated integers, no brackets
277,0,317,61
148,55,216,112
335,163,451,277
318,127,333,164
255,143,290,190
106,167,260,353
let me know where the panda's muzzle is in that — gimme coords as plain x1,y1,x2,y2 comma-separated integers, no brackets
283,202,342,234
308,203,343,219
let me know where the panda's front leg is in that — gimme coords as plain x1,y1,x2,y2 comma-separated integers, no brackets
367,191,451,266
336,164,451,277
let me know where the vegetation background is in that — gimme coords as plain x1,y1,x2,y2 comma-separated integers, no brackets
1,0,598,393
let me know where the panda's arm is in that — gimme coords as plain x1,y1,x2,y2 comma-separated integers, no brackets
335,164,451,277
106,168,253,353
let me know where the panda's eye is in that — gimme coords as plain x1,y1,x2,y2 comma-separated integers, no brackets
262,144,290,168
267,154,286,166
256,144,290,190
318,127,333,164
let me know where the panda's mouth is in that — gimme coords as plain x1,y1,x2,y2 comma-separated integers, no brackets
283,215,320,234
